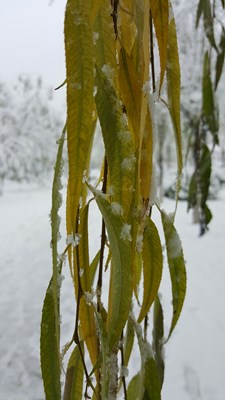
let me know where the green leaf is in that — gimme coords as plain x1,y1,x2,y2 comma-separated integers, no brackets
138,218,163,322
187,172,197,210
89,250,101,286
161,211,186,340
89,185,133,351
215,28,225,90
196,0,205,28
40,127,66,400
63,344,84,400
144,352,161,400
95,66,135,214
199,145,212,207
203,0,217,51
152,296,165,387
92,305,109,399
203,51,219,142
127,373,142,400
124,318,135,367
221,0,225,8
132,319,161,400
151,0,169,94
40,280,61,400
65,0,95,233
167,17,182,199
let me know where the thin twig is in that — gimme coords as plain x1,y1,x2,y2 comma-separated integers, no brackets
150,10,156,93
97,156,108,312
120,331,127,400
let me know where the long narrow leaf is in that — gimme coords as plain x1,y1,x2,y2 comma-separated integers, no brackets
138,218,163,323
95,67,135,214
65,0,95,234
152,296,165,387
167,17,182,182
88,185,133,351
161,211,186,340
151,0,169,94
63,343,84,400
40,281,61,400
40,127,66,400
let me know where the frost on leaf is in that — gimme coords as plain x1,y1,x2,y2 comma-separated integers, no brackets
117,129,131,144
84,291,95,305
136,233,143,254
101,64,115,85
111,202,124,216
66,233,81,247
120,223,132,241
121,155,136,172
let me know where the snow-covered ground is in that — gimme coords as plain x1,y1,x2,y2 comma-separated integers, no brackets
0,181,224,400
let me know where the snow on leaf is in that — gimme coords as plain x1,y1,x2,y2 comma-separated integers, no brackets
111,202,124,217
66,233,81,247
120,223,132,242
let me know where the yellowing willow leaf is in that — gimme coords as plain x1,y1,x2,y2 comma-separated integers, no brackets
95,67,135,214
167,17,182,186
161,210,186,340
138,217,163,323
89,185,133,351
150,0,169,95
63,343,84,400
119,0,137,56
119,48,142,146
140,110,153,202
77,203,99,370
40,280,61,400
94,0,117,72
64,0,95,234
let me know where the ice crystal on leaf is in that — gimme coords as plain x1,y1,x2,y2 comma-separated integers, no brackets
66,233,81,247
111,202,124,216
120,223,132,241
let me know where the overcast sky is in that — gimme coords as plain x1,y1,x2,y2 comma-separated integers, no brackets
0,0,66,103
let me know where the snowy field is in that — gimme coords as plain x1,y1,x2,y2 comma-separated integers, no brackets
0,181,225,400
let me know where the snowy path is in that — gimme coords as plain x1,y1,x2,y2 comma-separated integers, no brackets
0,183,225,400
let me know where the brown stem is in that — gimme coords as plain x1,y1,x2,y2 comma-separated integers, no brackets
150,11,156,93
120,331,127,400
144,315,148,342
97,156,108,312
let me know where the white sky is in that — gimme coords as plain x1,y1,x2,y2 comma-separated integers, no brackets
0,0,66,103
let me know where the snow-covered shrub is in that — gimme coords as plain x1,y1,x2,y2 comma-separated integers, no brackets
0,76,63,191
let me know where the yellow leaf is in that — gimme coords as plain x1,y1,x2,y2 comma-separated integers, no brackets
140,110,153,202
94,0,118,73
119,48,142,146
119,0,137,56
150,0,169,95
78,204,99,370
65,0,95,234
63,343,84,400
